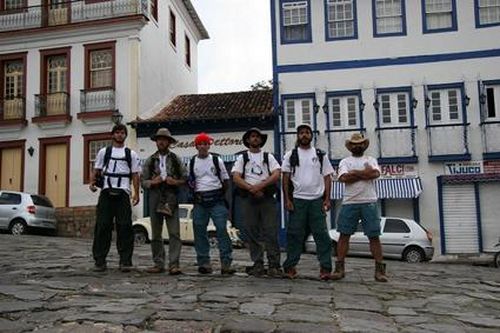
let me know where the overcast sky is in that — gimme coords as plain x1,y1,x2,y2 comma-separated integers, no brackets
190,0,272,94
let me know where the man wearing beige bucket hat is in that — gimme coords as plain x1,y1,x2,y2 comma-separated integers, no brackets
141,128,187,275
331,133,388,282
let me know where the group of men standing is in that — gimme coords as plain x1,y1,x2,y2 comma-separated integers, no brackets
89,123,388,282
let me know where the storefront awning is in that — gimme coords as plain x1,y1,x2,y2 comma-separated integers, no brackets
332,178,423,200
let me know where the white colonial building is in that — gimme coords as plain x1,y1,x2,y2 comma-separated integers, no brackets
0,0,208,217
271,0,500,257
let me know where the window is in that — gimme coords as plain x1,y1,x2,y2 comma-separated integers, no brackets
83,133,112,183
383,219,411,233
428,88,463,124
2,59,25,120
47,55,67,94
326,0,357,40
484,85,500,120
476,0,500,27
185,35,191,67
281,1,311,43
169,10,176,47
179,208,188,219
31,195,53,207
0,192,21,205
283,98,313,131
90,50,112,88
328,95,359,129
2,0,25,10
378,92,409,126
423,0,457,32
373,0,406,36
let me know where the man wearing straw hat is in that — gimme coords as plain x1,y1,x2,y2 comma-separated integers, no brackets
141,128,187,275
331,133,388,282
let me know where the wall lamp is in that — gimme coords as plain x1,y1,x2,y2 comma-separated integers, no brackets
464,95,471,107
359,101,366,112
479,93,487,105
27,146,35,157
425,96,431,109
411,97,418,109
373,99,380,111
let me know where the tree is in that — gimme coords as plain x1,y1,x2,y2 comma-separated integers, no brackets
250,80,273,91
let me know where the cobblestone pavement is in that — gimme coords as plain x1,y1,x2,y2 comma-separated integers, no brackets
0,234,499,333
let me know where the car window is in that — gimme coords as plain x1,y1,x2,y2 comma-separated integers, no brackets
31,195,53,207
178,208,188,219
383,219,411,233
0,192,22,205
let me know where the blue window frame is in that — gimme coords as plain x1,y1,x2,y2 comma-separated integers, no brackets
422,0,457,33
324,0,358,41
474,0,500,28
478,79,500,160
372,0,407,37
279,0,312,44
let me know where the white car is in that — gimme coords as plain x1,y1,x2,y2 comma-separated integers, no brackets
305,217,434,263
132,204,242,248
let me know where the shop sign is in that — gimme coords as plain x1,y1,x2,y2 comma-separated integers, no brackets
444,161,483,175
380,164,418,179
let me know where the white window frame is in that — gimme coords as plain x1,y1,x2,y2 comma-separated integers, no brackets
374,0,404,35
328,95,359,129
378,92,410,127
477,0,500,26
484,85,500,120
4,60,23,98
428,88,463,125
282,1,310,42
47,55,67,93
327,0,355,39
89,49,112,89
284,98,313,131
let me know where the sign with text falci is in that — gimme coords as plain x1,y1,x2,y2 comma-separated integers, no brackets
444,161,484,175
379,164,418,179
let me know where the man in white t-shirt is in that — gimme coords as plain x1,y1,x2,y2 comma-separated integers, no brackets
89,124,141,272
331,133,388,282
189,132,235,275
282,124,334,281
232,128,282,277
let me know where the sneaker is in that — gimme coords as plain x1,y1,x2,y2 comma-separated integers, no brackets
169,267,182,275
246,264,265,277
319,268,332,281
93,264,107,272
198,266,213,274
221,265,236,275
145,266,165,274
267,267,284,278
284,267,298,279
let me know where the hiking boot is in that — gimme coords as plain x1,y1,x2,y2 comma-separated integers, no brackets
267,267,284,278
331,261,345,281
246,263,265,277
156,203,172,216
221,264,236,275
284,267,298,279
145,266,165,274
320,268,332,281
374,262,388,282
93,264,107,272
169,267,182,275
198,265,213,274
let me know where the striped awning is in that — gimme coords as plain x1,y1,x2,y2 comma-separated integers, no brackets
332,178,423,200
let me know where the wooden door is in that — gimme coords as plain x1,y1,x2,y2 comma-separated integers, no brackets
0,148,22,191
45,144,67,207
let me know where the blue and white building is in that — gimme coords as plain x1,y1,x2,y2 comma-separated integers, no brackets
271,0,500,257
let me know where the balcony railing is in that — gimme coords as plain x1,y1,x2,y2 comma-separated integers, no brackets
480,121,500,157
426,123,470,161
80,87,115,113
35,92,70,117
375,126,418,163
0,96,25,121
0,0,149,32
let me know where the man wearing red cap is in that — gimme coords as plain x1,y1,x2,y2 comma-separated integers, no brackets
189,133,235,275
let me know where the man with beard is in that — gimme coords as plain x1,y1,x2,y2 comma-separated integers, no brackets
331,133,388,282
141,128,187,275
282,124,334,281
232,128,282,277
89,124,141,272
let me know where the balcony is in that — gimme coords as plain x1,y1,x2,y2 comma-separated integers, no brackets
376,126,418,164
33,92,71,127
480,121,500,160
0,0,149,33
78,87,115,124
0,97,27,130
426,123,471,162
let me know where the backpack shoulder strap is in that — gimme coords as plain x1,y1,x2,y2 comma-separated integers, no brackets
103,146,113,170
290,148,299,175
212,154,223,184
189,155,196,180
263,152,271,175
316,148,325,174
124,147,132,174
241,151,249,178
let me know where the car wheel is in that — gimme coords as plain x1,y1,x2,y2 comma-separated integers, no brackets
133,227,148,246
10,219,27,235
332,241,338,257
403,246,425,263
494,252,500,268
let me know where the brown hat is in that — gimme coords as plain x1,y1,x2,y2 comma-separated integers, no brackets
242,128,268,148
345,133,369,151
151,128,177,143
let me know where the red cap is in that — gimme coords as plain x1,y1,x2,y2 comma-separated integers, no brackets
194,132,213,146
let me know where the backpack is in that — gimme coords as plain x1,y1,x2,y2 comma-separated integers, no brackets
237,151,277,197
99,146,132,188
189,153,224,186
287,147,325,200
188,154,226,205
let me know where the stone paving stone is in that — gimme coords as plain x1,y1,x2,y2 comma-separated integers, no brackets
387,306,418,316
219,317,276,333
455,315,500,329
0,285,57,301
273,303,334,323
63,309,156,326
239,302,275,316
0,300,43,313
275,322,340,333
333,293,384,312
336,310,398,333
0,317,33,333
155,310,222,322
152,320,213,332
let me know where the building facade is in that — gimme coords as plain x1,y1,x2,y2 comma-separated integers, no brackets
0,0,208,222
271,0,500,256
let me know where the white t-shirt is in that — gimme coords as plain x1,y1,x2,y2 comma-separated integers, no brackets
193,154,229,192
94,147,141,194
338,155,380,204
159,155,168,180
282,147,334,200
231,151,281,186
